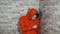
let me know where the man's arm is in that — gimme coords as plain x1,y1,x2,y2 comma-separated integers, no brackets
20,17,34,32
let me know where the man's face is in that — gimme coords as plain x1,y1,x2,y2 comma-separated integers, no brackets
32,15,37,20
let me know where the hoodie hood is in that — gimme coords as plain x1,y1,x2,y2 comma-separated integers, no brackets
27,8,38,19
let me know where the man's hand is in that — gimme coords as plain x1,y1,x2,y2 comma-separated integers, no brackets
33,25,38,29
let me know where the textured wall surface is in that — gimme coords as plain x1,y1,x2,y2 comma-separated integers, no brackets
0,0,39,34
40,0,60,34
1,0,60,34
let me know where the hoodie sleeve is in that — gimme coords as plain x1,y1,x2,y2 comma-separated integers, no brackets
20,17,33,32
37,24,40,34
37,19,40,34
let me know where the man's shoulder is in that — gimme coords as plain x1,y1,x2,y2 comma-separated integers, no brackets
20,16,27,19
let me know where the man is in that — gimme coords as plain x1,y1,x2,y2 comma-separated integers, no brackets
20,8,41,34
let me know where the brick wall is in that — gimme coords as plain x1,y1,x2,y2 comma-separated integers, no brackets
1,0,60,34
0,0,39,34
40,0,60,34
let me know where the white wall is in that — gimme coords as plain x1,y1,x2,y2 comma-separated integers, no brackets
0,0,39,34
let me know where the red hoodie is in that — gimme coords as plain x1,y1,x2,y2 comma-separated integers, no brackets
20,8,40,34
